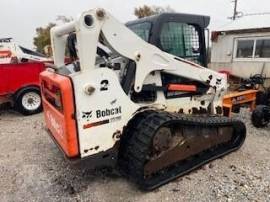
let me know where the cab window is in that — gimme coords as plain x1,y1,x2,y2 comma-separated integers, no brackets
160,22,201,65
128,22,151,42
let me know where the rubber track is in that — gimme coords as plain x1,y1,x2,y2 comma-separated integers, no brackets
118,111,246,190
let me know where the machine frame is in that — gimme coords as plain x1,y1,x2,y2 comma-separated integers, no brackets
42,8,227,159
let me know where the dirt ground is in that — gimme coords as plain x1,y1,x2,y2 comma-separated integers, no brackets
0,108,269,202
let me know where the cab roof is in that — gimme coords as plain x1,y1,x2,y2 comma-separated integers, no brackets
126,12,210,29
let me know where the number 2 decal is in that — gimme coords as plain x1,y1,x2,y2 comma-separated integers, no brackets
100,80,109,91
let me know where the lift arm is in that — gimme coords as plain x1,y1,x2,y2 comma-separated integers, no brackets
51,8,227,94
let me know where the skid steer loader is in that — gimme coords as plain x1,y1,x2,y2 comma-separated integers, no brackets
40,8,246,190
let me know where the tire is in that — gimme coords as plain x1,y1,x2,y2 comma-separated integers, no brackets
14,87,42,115
256,91,268,105
251,105,269,128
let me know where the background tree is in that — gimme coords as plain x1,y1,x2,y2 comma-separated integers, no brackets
134,5,175,18
56,15,73,23
33,23,55,55
33,16,73,55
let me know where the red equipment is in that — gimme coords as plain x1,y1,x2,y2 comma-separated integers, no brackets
0,62,45,115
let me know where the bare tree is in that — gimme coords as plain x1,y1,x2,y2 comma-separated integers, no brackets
134,5,175,18
56,15,73,23
33,16,73,55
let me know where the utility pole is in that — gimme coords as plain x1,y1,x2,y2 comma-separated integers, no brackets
229,0,242,20
232,0,238,20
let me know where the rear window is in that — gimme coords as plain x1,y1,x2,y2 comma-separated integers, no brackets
160,22,201,64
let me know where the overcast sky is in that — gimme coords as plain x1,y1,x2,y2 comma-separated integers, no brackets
1,0,270,49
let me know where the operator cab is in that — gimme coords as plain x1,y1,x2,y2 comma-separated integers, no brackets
126,13,210,100
126,12,210,67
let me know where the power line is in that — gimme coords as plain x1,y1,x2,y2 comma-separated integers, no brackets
244,12,270,16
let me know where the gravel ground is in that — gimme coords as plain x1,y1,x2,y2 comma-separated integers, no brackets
0,108,269,202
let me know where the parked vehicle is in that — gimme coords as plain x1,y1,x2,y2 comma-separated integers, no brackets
0,62,46,115
0,38,50,115
0,38,49,64
41,8,246,190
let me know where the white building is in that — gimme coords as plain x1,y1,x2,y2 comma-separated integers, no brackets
210,14,270,86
